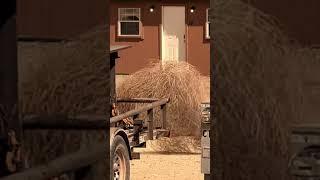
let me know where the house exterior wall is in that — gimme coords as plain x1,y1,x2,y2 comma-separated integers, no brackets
186,1,210,76
110,0,210,75
110,1,161,74
16,0,320,75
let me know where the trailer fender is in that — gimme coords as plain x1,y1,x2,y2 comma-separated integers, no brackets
110,128,132,160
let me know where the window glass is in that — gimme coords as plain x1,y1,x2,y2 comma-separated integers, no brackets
118,8,141,36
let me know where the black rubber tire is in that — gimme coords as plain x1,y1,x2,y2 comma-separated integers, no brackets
111,135,130,180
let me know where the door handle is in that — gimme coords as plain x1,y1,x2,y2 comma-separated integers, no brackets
183,34,186,42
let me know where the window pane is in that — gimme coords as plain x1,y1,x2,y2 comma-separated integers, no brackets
122,15,139,21
119,8,140,21
120,8,125,15
133,8,140,16
120,22,140,35
125,8,134,14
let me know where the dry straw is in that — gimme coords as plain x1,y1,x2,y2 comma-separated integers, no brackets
116,61,203,137
212,0,315,179
19,25,109,167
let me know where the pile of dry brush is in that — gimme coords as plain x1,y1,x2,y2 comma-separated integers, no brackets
19,24,205,168
116,61,203,137
212,0,317,179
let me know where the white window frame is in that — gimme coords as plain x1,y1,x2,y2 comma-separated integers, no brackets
118,8,142,37
205,8,210,39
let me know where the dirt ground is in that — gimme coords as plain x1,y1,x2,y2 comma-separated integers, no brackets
131,153,203,180
130,136,204,180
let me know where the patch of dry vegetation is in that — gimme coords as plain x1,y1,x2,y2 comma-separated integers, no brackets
19,25,109,167
212,0,317,179
117,62,203,137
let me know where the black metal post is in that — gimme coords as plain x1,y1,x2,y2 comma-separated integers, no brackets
160,104,167,129
147,109,154,140
110,52,118,105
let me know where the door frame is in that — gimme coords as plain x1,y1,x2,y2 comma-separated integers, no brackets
160,5,187,62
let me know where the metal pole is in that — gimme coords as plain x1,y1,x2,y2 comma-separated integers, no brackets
160,104,167,129
147,109,154,140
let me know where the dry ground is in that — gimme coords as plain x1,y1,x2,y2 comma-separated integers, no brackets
131,153,203,180
130,136,204,180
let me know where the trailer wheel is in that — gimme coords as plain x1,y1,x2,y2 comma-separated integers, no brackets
111,135,130,180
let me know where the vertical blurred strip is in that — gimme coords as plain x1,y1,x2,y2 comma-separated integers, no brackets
0,0,23,177
210,0,223,179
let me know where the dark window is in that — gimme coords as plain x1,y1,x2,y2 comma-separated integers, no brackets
118,8,141,36
120,22,140,35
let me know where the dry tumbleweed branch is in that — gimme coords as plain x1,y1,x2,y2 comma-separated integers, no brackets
212,0,315,180
117,61,204,137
